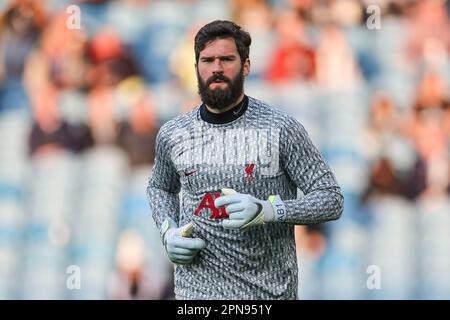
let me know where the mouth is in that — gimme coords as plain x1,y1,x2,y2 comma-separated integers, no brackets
207,75,229,86
209,79,228,86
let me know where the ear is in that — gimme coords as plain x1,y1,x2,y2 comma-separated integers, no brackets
243,58,250,77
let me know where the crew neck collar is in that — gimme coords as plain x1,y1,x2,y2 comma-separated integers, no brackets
199,95,249,124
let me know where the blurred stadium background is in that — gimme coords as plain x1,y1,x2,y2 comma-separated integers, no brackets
0,0,449,299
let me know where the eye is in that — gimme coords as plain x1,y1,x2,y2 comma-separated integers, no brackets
201,57,214,63
221,56,235,62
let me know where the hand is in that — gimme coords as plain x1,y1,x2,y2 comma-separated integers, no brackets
162,218,206,264
214,188,274,229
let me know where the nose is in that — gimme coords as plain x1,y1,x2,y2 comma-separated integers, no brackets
211,58,224,73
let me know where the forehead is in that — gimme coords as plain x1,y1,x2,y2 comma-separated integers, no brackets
199,37,239,57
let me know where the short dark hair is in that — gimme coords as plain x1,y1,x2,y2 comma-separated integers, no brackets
194,20,251,64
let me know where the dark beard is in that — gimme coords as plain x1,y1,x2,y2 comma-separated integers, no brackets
197,68,244,111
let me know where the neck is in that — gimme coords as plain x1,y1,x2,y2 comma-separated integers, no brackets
205,92,245,114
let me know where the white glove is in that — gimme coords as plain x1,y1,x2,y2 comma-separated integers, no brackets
214,188,275,229
161,218,206,264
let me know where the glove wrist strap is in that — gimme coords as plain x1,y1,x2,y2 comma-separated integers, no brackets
267,195,287,222
161,219,171,246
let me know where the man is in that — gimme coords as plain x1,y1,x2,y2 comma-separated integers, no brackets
147,20,344,299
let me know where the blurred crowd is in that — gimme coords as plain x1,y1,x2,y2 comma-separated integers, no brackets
0,0,449,299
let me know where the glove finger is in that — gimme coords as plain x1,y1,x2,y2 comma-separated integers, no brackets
172,252,196,260
171,246,198,256
171,256,193,264
223,203,246,214
214,195,242,208
228,211,249,220
171,236,206,250
222,219,245,229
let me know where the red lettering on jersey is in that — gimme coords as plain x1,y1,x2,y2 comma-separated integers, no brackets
194,193,216,216
194,192,229,219
210,193,229,219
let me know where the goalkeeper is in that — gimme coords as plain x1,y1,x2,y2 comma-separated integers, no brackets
147,20,344,299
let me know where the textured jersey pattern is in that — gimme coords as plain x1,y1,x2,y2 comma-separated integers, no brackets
147,96,343,299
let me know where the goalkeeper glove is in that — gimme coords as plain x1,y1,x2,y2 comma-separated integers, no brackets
214,188,275,230
161,218,206,264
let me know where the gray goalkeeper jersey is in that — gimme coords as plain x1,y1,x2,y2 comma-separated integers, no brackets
147,96,343,299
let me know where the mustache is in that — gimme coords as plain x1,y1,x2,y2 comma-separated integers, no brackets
206,73,231,86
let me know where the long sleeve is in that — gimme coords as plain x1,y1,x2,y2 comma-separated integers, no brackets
278,116,344,224
147,125,181,239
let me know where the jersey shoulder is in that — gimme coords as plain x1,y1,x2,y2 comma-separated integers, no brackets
247,96,300,129
158,105,200,138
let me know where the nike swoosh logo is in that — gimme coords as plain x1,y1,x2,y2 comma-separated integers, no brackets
184,170,198,176
233,104,244,115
